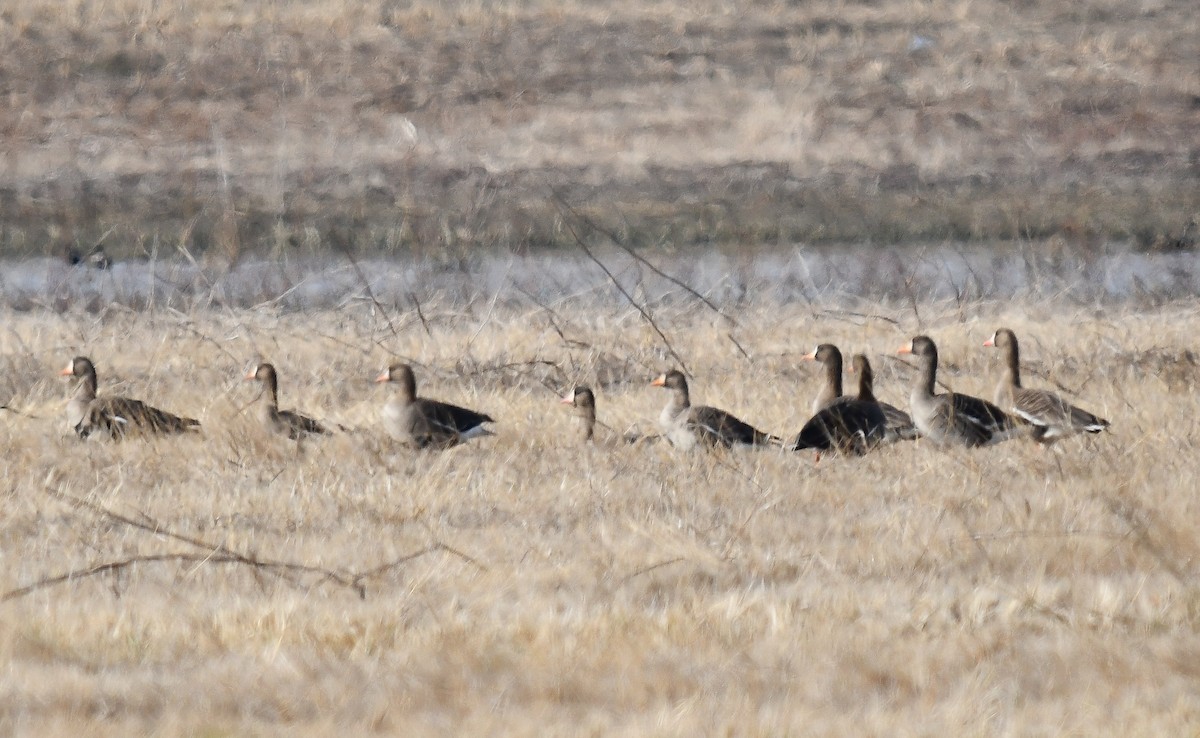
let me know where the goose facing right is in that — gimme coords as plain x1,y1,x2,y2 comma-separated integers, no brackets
376,363,494,449
651,369,780,450
983,328,1110,445
897,336,1021,447
60,356,201,439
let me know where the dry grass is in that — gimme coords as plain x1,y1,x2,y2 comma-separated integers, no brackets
1,0,1198,256
2,288,1199,735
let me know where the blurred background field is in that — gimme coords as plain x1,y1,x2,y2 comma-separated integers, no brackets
0,0,1196,261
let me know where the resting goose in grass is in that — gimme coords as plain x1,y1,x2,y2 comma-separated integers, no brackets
896,336,1021,447
244,362,330,440
60,356,200,439
849,354,919,442
789,394,888,456
376,363,494,449
983,328,1110,446
651,369,780,450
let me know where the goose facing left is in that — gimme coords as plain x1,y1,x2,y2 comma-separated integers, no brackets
561,386,597,443
651,369,780,450
897,336,1020,447
376,363,495,449
802,343,846,415
60,356,201,439
244,362,330,440
983,328,1110,445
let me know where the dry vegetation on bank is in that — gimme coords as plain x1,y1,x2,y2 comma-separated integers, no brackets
0,0,1197,257
1,291,1199,735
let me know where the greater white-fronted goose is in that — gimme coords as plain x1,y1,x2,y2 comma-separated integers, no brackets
376,363,494,449
244,362,330,440
849,354,919,442
651,369,779,449
983,328,1110,445
897,336,1021,447
803,343,844,414
789,397,888,456
59,356,200,439
561,386,597,443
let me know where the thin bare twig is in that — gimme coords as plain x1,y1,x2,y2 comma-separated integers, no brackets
558,217,691,376
2,488,493,603
1,552,242,602
41,487,366,597
334,240,400,339
550,189,734,325
618,557,685,585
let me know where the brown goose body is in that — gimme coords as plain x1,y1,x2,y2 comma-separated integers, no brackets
377,364,494,449
897,337,1021,447
60,356,200,439
984,328,1110,445
803,344,844,415
244,363,330,440
790,398,888,455
561,386,597,443
652,370,779,450
849,354,919,442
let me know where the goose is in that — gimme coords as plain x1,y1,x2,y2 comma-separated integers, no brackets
896,336,1021,447
59,356,200,439
802,343,844,414
983,328,1109,445
848,354,919,442
244,362,330,440
561,386,597,443
651,369,780,449
376,363,494,449
789,396,888,455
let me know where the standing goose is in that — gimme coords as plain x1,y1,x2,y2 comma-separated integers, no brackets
896,336,1021,447
244,362,330,440
983,328,1110,445
561,386,597,443
651,369,780,449
802,343,845,414
849,354,919,442
59,356,200,439
376,363,494,449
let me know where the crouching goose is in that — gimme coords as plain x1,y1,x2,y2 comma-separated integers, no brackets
897,336,1021,447
983,328,1110,445
651,369,780,450
244,362,330,440
789,395,888,456
60,356,201,439
849,354,919,442
376,363,494,449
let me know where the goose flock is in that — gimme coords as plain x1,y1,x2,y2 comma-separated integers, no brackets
58,329,1110,454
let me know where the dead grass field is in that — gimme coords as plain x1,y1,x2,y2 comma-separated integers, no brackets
1,0,1198,257
2,287,1199,735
